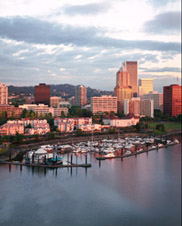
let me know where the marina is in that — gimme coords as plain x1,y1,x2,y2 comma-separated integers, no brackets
0,141,181,226
0,135,180,169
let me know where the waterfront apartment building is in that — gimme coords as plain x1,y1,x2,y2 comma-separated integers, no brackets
91,96,117,114
0,123,24,136
123,61,138,97
110,115,139,127
138,78,153,96
75,85,87,106
6,119,50,135
77,124,101,132
54,117,92,133
35,83,50,106
0,82,8,105
114,66,132,112
141,91,163,111
163,84,182,116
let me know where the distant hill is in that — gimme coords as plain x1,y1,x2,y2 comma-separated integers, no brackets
8,84,113,98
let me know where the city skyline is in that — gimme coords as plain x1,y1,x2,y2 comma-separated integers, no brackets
0,0,181,92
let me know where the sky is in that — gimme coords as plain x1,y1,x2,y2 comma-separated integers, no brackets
0,0,181,92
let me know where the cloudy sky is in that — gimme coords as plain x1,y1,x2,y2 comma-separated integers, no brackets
0,0,181,92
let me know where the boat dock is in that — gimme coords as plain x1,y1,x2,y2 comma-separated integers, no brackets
0,160,91,168
96,142,178,160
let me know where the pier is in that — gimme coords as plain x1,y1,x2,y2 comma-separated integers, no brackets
0,160,91,168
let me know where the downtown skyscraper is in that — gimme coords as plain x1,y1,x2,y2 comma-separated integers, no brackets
114,66,132,112
122,61,138,97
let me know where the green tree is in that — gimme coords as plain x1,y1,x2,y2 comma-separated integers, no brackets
25,124,31,128
156,123,165,132
0,111,7,125
61,111,65,117
13,133,24,144
76,128,83,136
47,132,55,140
69,106,83,117
135,122,141,132
21,109,27,118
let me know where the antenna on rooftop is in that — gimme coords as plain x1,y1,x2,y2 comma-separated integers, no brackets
177,76,179,84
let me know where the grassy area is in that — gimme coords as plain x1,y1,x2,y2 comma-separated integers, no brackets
148,121,181,134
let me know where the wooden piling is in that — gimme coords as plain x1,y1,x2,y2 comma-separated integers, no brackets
9,151,11,161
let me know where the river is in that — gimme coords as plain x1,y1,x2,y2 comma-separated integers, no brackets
0,143,181,226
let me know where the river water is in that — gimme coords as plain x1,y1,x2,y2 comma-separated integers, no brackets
0,144,181,226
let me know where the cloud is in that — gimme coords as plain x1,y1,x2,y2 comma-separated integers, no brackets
0,16,180,53
63,3,109,15
140,67,181,73
147,0,178,6
144,11,181,34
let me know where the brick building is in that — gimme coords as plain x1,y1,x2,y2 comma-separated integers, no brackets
35,83,50,106
163,84,181,116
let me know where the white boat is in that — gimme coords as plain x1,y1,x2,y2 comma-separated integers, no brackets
103,147,115,153
137,149,143,152
125,150,131,155
150,145,157,149
125,144,134,149
166,140,172,144
105,153,115,158
173,139,179,144
158,143,163,148
146,138,154,144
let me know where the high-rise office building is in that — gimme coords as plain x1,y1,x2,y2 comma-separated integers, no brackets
35,83,50,106
124,97,154,118
129,97,140,116
140,99,154,118
138,78,153,96
141,91,163,111
0,82,8,105
75,85,87,106
114,66,132,112
163,84,181,116
123,61,138,97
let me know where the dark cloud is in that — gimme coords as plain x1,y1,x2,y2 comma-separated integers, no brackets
63,3,109,15
0,16,180,53
140,67,181,73
144,11,181,34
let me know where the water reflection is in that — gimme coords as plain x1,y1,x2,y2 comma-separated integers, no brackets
0,143,181,226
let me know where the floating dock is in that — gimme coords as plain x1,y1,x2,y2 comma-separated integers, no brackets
0,160,91,168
